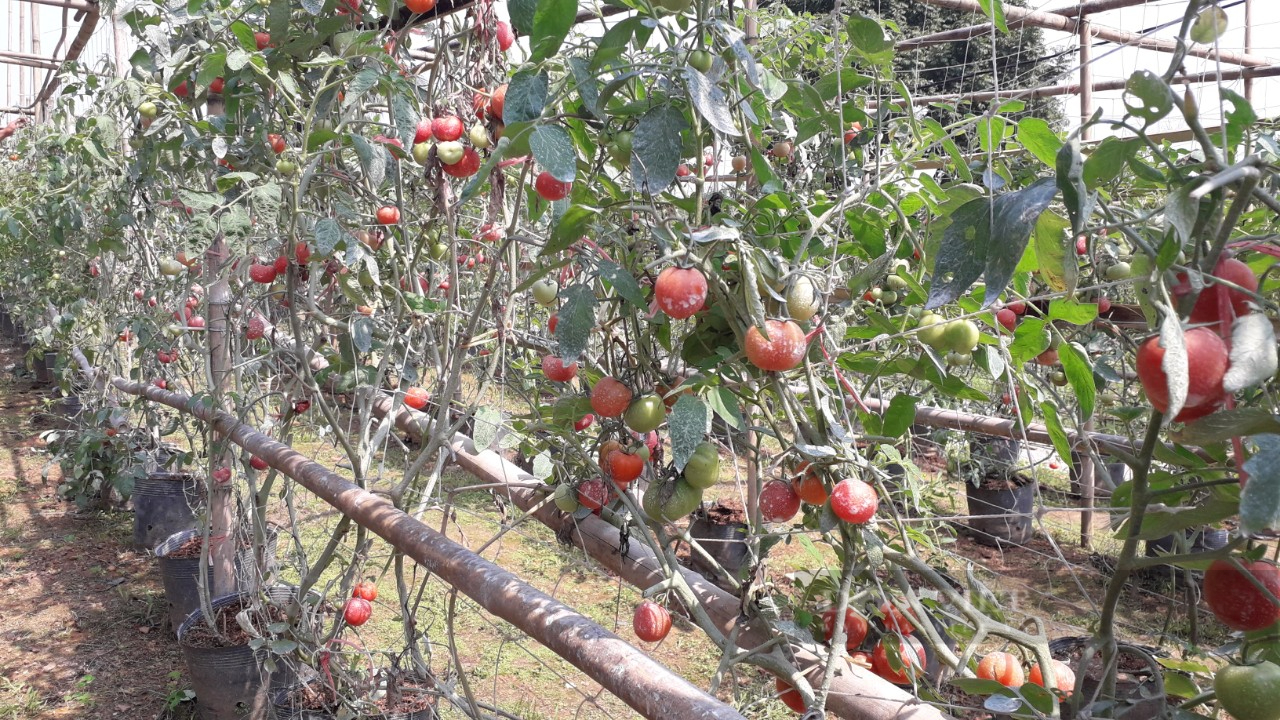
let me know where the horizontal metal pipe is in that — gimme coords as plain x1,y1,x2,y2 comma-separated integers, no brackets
105,377,747,720
898,0,1157,48
14,0,95,12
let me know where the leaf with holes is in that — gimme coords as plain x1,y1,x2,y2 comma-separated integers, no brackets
530,125,576,183
630,105,687,194
554,285,597,365
1123,70,1174,125
670,395,709,471
925,177,1058,309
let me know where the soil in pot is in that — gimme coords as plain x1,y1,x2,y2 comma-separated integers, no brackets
1049,636,1167,720
272,680,340,720
372,678,437,720
964,473,1036,547
155,527,279,632
686,502,749,591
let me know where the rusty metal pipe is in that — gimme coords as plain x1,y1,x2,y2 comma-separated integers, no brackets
106,377,747,720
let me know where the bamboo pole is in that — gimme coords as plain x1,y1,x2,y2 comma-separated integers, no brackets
203,238,238,601
1079,19,1093,142
908,0,1270,68
1245,0,1255,102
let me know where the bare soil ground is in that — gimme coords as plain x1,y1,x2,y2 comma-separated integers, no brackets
0,340,185,719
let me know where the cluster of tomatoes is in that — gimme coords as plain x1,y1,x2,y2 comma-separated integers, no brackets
343,581,378,627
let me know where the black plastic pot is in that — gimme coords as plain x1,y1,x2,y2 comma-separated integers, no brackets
32,354,50,384
133,472,204,550
688,514,749,589
965,478,1036,547
43,351,57,382
177,587,301,720
1069,452,1131,498
271,682,338,720
155,526,279,633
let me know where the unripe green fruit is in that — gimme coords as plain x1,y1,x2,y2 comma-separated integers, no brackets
885,275,909,292
412,141,432,164
531,278,559,306
1104,262,1131,281
943,319,980,353
688,50,714,73
683,442,720,489
624,395,665,433
879,290,898,306
917,314,948,349
553,484,579,511
945,351,972,367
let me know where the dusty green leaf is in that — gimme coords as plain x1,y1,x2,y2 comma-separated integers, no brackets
670,395,709,471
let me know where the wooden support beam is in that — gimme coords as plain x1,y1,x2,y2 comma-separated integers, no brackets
904,0,1271,68
0,57,60,72
15,0,95,12
898,0,1156,49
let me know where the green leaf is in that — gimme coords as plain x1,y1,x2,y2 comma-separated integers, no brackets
1221,88,1257,150
351,316,373,354
1165,182,1202,248
529,125,577,183
314,218,343,255
459,136,510,204
529,0,576,62
305,128,338,152
630,105,688,194
591,16,638,71
508,0,535,36
544,204,598,257
567,57,600,116
881,394,919,438
1038,402,1072,476
670,395,710,471
813,69,872,101
966,562,1005,623
976,116,1006,154
1242,435,1280,535
229,20,259,52
1174,409,1280,445
503,70,549,125
1016,118,1061,168
977,0,1008,33
1083,137,1139,188
846,14,894,65
390,91,419,148
197,53,227,89
597,261,647,308
1055,137,1090,236
1190,6,1229,44
1048,298,1098,325
1059,342,1096,422
926,177,1059,310
554,285,597,364
684,67,740,137
473,407,505,451
268,0,290,46
705,387,744,431
1129,496,1238,540
350,135,386,187
1032,212,1071,293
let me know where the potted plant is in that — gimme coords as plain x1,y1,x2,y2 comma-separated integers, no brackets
952,435,1037,546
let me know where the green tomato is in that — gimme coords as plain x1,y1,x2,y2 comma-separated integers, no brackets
553,484,579,511
943,319,980,353
608,130,634,165
885,274,909,292
1214,662,1280,720
138,101,159,119
917,313,948,350
429,242,449,261
624,395,666,433
412,141,432,165
275,159,297,176
688,50,714,74
1049,371,1068,387
879,290,898,306
660,478,703,521
531,277,559,306
683,442,720,489
945,351,972,367
1104,261,1131,281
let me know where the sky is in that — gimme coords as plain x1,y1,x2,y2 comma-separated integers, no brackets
2,1,1276,138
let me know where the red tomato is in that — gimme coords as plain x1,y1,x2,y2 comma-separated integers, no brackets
872,635,926,684
534,171,572,201
590,377,633,418
821,607,870,651
212,466,232,484
1035,348,1059,366
255,32,271,50
352,581,378,602
606,450,645,485
413,118,432,144
542,354,579,382
977,651,1025,688
547,314,559,334
495,21,515,51
273,256,289,275
441,147,481,178
268,133,286,154
574,414,595,431
246,316,266,340
879,601,916,634
404,0,435,12
676,163,691,177
1135,328,1228,419
1097,295,1111,314
632,600,671,642
995,308,1017,332
745,320,807,372
775,678,806,713
249,263,277,284
343,597,372,626
1075,236,1088,255
1029,659,1075,696
654,266,708,320
432,115,463,141
250,456,269,471
759,480,801,523
404,386,429,410
375,206,401,225
489,84,507,121
295,242,312,265
210,77,225,94
831,477,878,524
1175,257,1259,324
1204,559,1280,631
577,478,608,513
1007,300,1026,315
